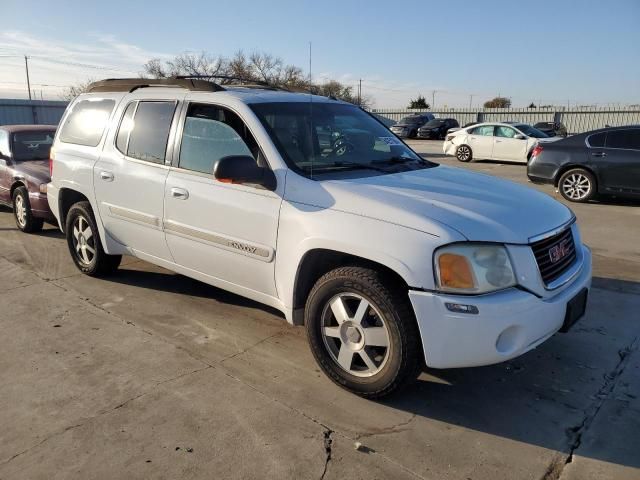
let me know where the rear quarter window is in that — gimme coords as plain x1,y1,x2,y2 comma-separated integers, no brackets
58,98,116,147
587,132,606,148
605,129,640,150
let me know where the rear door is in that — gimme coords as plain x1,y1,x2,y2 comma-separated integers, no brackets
467,124,495,159
93,95,183,260
598,128,640,194
492,125,528,162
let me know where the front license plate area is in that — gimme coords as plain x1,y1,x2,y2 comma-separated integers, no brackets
560,288,588,333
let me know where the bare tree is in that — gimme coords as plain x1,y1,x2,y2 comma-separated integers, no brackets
59,79,95,101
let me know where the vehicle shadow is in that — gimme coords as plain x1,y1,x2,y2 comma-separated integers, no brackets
100,267,285,318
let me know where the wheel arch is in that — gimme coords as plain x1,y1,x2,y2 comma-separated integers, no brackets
9,180,27,199
291,248,410,326
58,188,91,232
554,164,598,188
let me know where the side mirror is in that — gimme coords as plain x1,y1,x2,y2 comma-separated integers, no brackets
213,155,276,191
514,134,526,140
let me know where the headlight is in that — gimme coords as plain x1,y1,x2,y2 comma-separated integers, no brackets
39,183,48,194
434,244,516,294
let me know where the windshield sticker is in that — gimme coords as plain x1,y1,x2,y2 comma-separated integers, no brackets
379,137,403,146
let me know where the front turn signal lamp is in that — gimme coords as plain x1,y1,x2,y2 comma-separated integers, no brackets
435,244,516,294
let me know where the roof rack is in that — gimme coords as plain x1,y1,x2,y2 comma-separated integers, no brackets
86,77,226,93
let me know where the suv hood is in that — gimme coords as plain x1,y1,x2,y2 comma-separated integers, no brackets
12,159,50,183
317,166,573,244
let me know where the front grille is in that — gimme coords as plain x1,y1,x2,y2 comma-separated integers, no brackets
531,227,577,285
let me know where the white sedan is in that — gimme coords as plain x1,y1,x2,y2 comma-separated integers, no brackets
443,122,561,163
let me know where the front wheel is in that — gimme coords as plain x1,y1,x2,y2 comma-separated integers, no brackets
558,168,596,202
305,266,422,398
456,144,473,162
65,201,121,276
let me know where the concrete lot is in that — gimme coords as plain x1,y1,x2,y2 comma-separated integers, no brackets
1,142,638,479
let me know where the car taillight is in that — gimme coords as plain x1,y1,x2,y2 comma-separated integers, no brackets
49,147,55,177
531,145,543,158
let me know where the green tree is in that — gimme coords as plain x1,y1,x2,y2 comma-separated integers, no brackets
408,95,430,109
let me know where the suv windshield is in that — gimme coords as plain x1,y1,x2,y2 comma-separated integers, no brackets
399,116,421,124
11,130,55,161
424,119,446,127
251,102,434,178
516,124,549,138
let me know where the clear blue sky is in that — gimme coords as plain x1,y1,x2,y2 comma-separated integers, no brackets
1,0,638,107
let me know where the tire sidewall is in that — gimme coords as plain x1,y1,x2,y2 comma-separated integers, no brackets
559,168,595,203
65,203,100,274
305,273,406,396
456,144,472,162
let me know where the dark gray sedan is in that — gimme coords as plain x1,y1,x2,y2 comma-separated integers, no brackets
527,126,640,202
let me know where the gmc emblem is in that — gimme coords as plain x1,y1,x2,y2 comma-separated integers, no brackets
548,239,571,264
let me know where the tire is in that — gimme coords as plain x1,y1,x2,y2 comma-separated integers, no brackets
456,144,472,162
305,266,422,399
558,168,596,203
409,129,417,139
65,201,121,276
12,186,43,233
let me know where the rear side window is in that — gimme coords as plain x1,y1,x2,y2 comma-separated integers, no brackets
122,101,176,164
605,129,640,150
59,99,115,146
495,126,517,138
116,102,137,153
587,132,606,147
471,125,494,136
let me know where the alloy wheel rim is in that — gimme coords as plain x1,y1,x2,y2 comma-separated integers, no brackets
458,146,470,160
562,173,591,200
15,195,26,227
72,215,96,265
320,293,391,377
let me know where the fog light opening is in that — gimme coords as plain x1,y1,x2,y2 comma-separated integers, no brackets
445,303,479,314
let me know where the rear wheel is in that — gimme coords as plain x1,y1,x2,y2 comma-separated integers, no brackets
456,144,472,162
558,168,596,202
12,186,43,233
305,266,421,398
65,201,121,276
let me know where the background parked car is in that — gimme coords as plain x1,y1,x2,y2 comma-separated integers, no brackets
417,118,459,139
528,125,640,202
0,125,56,232
534,121,568,138
446,121,478,135
389,113,435,138
443,122,560,163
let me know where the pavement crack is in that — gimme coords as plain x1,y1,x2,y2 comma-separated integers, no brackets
356,414,417,440
320,428,333,480
0,365,211,468
541,336,638,480
218,331,286,364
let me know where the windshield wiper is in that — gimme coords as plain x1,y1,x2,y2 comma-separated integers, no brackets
318,161,389,173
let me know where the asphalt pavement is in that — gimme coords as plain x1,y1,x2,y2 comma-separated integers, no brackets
0,141,638,479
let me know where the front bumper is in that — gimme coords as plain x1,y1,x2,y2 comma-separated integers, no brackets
409,245,592,369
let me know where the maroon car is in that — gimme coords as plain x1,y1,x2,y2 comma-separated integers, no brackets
0,125,57,232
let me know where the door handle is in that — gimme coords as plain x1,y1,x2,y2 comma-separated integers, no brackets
495,140,503,143
100,171,114,181
592,152,607,158
170,187,189,200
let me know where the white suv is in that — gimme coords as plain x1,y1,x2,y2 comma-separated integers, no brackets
48,78,592,398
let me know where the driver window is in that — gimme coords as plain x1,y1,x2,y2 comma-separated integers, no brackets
495,126,517,138
179,103,258,175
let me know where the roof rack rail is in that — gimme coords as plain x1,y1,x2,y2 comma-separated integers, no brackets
86,77,225,93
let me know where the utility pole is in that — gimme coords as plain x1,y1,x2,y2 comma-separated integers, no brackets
358,79,362,106
432,90,436,109
24,55,32,100
469,94,474,109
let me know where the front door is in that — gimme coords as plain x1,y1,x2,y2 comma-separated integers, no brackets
492,125,528,162
163,101,282,297
467,124,495,159
93,98,181,260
